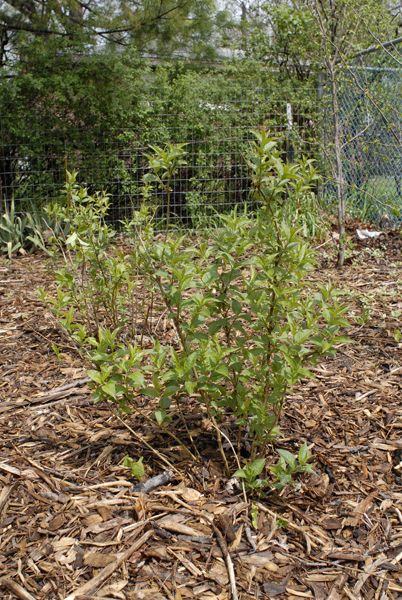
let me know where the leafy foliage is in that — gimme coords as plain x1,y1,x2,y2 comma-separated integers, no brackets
234,458,268,492
122,455,145,481
234,442,314,492
144,143,188,226
0,0,223,63
0,40,319,223
270,443,314,490
45,134,348,475
87,329,148,413
0,200,49,258
0,0,396,232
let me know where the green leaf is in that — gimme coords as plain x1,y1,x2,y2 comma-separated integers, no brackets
234,468,246,479
294,329,312,344
277,449,296,469
155,409,167,425
298,442,310,465
214,363,229,377
251,503,259,530
128,371,145,387
101,381,118,399
208,319,227,335
232,298,242,315
248,458,266,478
142,387,158,398
184,380,196,395
65,231,78,246
87,369,103,384
123,456,145,481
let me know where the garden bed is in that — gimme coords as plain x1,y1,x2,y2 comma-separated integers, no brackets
0,232,401,600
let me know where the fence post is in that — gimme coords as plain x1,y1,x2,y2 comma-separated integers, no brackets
286,102,294,162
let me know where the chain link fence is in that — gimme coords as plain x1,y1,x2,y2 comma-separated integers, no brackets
337,41,402,224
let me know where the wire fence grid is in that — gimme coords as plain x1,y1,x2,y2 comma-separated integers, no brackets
0,101,318,228
0,46,400,228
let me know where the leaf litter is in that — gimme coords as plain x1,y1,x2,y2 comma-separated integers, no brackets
0,231,401,599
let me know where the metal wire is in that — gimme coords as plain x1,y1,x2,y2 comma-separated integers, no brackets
333,43,401,223
0,100,317,228
2,46,399,228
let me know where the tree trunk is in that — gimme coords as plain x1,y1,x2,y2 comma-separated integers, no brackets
329,61,346,268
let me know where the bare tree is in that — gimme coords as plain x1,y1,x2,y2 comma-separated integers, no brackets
310,0,396,266
312,0,347,266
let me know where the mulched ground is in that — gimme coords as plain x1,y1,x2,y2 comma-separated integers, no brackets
0,231,401,600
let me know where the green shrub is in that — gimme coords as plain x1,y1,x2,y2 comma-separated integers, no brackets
44,133,347,473
144,143,187,227
44,172,139,335
247,131,328,238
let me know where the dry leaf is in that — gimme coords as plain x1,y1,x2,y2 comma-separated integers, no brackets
52,537,76,552
84,552,117,567
263,581,288,597
308,473,330,498
176,486,203,502
320,517,342,530
156,516,204,537
208,560,229,586
84,514,104,527
229,524,243,552
240,552,278,571
48,513,66,531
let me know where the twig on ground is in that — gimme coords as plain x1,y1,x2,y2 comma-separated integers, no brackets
210,418,248,505
210,417,231,476
0,578,36,600
245,526,257,552
29,378,90,404
211,520,239,600
133,470,176,493
63,529,153,600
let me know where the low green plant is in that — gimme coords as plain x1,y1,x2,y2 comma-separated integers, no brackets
356,305,371,326
270,443,314,490
247,133,328,239
354,295,373,326
234,458,268,492
143,142,187,227
93,134,344,454
275,517,289,528
186,191,221,229
134,213,345,451
0,199,48,258
44,172,141,336
122,455,145,481
251,503,260,529
234,443,314,493
87,328,148,412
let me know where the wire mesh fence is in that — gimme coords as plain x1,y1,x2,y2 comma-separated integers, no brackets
0,99,318,228
1,47,400,229
336,41,402,223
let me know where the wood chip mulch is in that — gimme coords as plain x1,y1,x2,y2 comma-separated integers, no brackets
0,231,401,600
